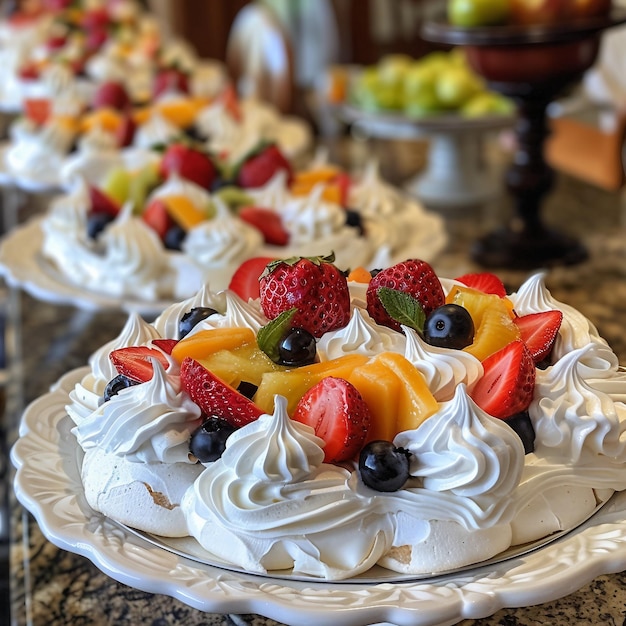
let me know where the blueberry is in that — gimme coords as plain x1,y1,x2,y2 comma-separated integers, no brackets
190,417,237,462
423,304,474,350
358,440,412,492
277,327,317,366
87,212,115,240
179,307,218,338
504,411,536,454
102,374,138,402
163,224,186,250
344,209,365,235
237,380,259,400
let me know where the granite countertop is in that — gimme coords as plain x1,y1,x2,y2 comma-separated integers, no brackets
4,143,626,625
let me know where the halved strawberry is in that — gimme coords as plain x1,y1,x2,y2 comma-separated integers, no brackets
238,206,289,246
236,143,293,189
454,272,506,297
143,198,175,240
180,357,263,427
293,376,371,463
89,186,120,217
110,346,171,383
513,310,563,364
159,143,217,189
469,339,535,419
151,338,179,355
228,256,276,301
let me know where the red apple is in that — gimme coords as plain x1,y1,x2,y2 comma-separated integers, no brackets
509,0,568,25
93,81,130,111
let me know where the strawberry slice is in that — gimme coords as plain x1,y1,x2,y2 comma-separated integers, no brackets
513,310,563,364
292,377,371,463
110,346,171,383
143,198,175,240
238,206,289,246
469,339,536,419
24,98,51,125
180,357,263,427
228,256,275,300
455,272,507,297
89,186,120,217
236,144,293,189
151,338,179,355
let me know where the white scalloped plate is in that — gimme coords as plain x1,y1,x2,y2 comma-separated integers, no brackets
12,367,626,626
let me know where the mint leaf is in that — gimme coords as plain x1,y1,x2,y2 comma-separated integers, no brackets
257,308,298,362
377,287,426,333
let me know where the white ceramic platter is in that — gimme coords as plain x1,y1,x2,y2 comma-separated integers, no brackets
12,367,626,626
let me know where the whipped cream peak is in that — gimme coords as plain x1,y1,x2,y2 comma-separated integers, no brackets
188,290,268,335
149,172,211,209
395,384,525,499
222,395,326,482
73,360,202,464
348,159,398,218
247,170,292,208
402,327,483,402
133,110,180,149
317,308,406,361
530,344,626,463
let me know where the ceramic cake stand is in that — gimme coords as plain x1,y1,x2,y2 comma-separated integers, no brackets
422,7,626,269
340,104,514,209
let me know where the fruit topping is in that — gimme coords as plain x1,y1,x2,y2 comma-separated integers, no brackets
24,98,51,126
142,198,175,241
292,376,371,463
109,346,171,383
189,417,238,463
366,259,444,332
180,357,264,427
358,440,412,492
172,327,255,362
151,339,179,354
102,374,138,402
347,266,372,283
92,80,130,111
504,410,536,455
277,328,317,367
238,206,290,246
236,143,293,189
163,225,186,251
454,271,507,297
469,339,536,419
159,143,217,189
259,254,351,338
178,306,219,338
228,256,276,301
153,67,190,98
423,303,475,349
86,212,115,240
89,185,120,218
513,310,563,365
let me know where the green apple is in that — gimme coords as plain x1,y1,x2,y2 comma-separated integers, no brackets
129,163,161,213
403,63,441,113
448,0,510,27
435,66,483,109
461,91,515,117
102,167,132,206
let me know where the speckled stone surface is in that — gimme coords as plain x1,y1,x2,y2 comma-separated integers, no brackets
4,155,626,625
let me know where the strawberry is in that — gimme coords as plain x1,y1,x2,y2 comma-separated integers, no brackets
89,186,120,217
228,256,276,301
18,63,40,81
513,310,563,364
180,357,263,427
92,81,130,111
24,98,51,126
259,254,351,338
238,206,289,246
454,272,507,297
236,144,293,189
159,143,217,189
115,111,136,147
153,68,190,98
151,338,179,355
469,339,536,419
292,376,371,463
366,259,444,331
110,346,171,383
142,198,175,240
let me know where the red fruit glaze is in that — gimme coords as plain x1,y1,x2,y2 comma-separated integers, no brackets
180,357,263,427
293,376,371,463
470,339,536,419
259,256,351,338
366,259,444,331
